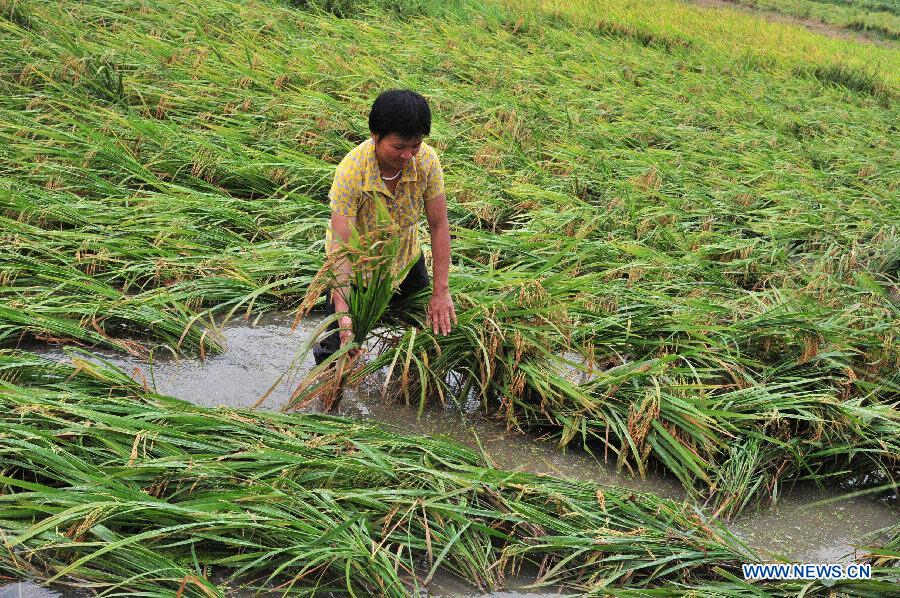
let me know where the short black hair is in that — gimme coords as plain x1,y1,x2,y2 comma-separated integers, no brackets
368,89,431,139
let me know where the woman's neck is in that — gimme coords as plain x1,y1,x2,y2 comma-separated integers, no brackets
378,161,401,181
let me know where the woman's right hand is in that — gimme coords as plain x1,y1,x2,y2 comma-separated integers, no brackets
338,315,353,348
338,315,363,359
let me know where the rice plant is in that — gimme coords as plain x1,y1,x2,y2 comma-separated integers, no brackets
291,200,415,409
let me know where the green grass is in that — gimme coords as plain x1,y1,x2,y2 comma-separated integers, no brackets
1,0,898,519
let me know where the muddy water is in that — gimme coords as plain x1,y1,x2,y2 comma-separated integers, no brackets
0,580,556,598
0,584,61,598
13,311,898,596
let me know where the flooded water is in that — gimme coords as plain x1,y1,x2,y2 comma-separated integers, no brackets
0,580,559,598
13,311,898,596
0,584,60,598
32,312,686,500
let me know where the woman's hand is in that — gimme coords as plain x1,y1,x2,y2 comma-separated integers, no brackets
338,315,353,347
337,315,362,358
427,289,456,336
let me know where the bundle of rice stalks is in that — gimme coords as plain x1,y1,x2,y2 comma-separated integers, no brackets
291,199,414,410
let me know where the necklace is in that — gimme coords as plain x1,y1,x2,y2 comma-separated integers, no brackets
381,169,401,181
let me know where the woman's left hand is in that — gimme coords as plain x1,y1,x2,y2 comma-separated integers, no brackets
427,289,456,336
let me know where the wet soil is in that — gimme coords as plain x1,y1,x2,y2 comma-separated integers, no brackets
8,311,898,596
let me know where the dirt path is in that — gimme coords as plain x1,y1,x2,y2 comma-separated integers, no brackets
690,0,896,46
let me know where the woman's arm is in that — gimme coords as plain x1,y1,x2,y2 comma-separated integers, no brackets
425,193,456,336
329,211,354,347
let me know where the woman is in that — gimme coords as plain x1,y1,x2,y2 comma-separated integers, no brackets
313,89,456,365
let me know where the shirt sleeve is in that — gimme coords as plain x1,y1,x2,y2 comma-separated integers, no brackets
328,154,361,218
422,146,445,202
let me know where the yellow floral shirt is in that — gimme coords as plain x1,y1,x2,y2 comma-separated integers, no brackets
326,138,445,277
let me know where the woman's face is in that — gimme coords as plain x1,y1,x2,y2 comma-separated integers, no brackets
372,133,422,173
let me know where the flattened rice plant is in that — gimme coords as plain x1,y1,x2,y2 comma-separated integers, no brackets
0,351,754,595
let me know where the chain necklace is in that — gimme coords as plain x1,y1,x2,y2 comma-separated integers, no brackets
381,169,401,181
